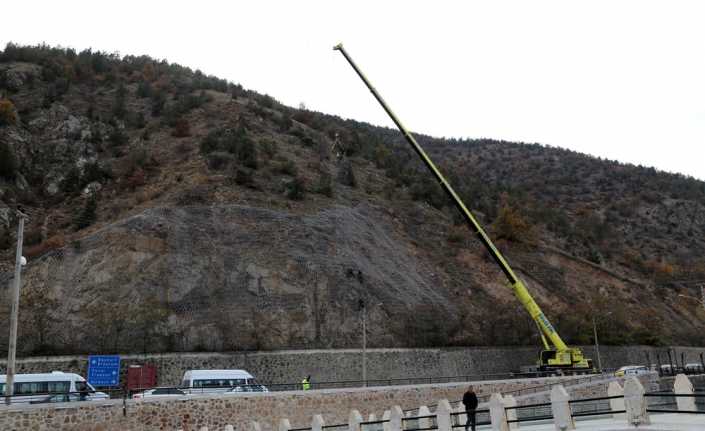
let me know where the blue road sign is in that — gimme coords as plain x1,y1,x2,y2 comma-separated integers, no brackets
87,355,121,387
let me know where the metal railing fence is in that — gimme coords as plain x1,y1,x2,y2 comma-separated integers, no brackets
568,395,624,418
402,414,437,431
644,392,705,414
449,409,491,429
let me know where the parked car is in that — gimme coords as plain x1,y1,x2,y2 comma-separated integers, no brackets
227,384,269,393
659,364,681,375
684,363,704,374
133,387,186,399
615,365,649,377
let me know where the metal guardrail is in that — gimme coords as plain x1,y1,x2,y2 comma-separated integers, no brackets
644,392,705,414
449,409,491,428
402,413,438,431
360,419,387,431
568,394,624,418
504,400,553,424
2,388,125,405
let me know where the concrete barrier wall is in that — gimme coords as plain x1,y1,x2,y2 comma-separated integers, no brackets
0,376,582,431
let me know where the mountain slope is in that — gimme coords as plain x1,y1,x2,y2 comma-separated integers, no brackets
1,43,704,355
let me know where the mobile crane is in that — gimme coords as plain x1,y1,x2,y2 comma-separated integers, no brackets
333,43,593,374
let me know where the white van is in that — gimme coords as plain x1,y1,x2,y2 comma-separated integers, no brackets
0,372,109,404
180,370,267,394
614,365,649,377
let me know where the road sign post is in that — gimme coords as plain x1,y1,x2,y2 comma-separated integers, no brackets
88,355,121,387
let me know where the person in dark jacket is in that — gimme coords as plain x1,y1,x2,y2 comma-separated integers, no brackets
462,386,479,431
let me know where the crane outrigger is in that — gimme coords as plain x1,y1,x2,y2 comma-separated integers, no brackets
333,43,592,373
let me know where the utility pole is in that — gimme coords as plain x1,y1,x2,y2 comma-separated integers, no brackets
4,210,27,404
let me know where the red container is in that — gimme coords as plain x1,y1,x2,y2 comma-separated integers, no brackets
127,364,157,391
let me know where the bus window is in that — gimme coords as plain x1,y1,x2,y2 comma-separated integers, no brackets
48,381,70,393
16,382,48,394
193,379,246,388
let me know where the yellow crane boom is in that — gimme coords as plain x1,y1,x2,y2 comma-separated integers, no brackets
333,43,591,371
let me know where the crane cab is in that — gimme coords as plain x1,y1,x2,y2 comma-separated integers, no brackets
539,349,593,374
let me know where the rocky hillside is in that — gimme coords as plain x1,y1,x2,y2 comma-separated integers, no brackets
1,43,704,356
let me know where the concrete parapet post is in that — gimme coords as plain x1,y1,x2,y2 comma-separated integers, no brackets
436,399,452,431
349,409,364,431
503,395,518,430
624,376,650,426
313,415,325,431
200,427,209,431
674,374,696,411
279,418,292,431
418,405,432,430
389,406,404,431
607,381,625,420
368,414,376,422
249,422,262,431
225,426,234,431
550,385,574,431
382,410,391,431
489,393,508,431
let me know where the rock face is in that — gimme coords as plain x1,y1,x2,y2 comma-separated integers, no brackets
0,62,41,92
13,204,456,353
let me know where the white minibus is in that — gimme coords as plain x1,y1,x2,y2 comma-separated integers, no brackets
180,369,268,394
0,372,109,405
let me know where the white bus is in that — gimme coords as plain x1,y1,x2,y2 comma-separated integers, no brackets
180,369,268,394
0,372,109,405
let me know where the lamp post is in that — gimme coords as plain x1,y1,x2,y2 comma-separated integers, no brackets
592,311,613,373
4,210,28,404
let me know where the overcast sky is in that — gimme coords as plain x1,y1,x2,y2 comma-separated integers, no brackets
4,1,704,179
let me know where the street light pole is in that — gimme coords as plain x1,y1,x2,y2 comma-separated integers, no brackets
4,210,27,404
592,315,602,373
592,311,612,373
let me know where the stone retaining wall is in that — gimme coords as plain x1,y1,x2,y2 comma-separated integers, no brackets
1,346,703,388
0,376,580,431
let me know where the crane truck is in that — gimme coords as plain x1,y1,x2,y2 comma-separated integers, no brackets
333,43,593,374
